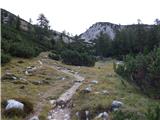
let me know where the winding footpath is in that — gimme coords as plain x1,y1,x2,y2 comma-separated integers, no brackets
28,59,85,120
47,64,85,120
40,59,85,120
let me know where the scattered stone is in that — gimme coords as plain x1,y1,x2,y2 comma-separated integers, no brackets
2,73,18,80
94,91,100,94
12,80,28,85
96,112,109,120
75,72,78,75
50,100,56,105
111,100,123,110
19,77,26,81
91,80,98,84
56,100,67,108
103,112,109,120
31,80,49,85
25,66,37,75
38,60,43,65
61,77,66,81
83,87,92,93
85,110,90,120
25,70,29,75
76,111,79,118
102,90,109,95
116,61,124,65
75,79,83,83
31,81,42,85
29,116,39,120
97,112,103,118
5,99,24,110
47,116,52,120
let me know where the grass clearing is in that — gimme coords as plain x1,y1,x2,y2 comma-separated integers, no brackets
1,53,75,120
70,60,160,120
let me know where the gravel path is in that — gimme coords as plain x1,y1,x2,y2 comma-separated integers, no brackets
47,65,85,120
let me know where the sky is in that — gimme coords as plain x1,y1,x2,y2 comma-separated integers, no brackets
1,0,160,35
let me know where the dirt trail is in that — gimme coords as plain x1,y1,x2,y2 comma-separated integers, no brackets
26,59,84,120
46,62,85,120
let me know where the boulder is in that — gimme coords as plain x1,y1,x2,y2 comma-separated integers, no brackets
5,99,24,110
111,100,123,110
29,116,39,120
96,112,109,120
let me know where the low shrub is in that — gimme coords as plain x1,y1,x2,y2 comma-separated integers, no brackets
10,43,36,58
112,110,142,120
61,50,96,66
48,52,60,60
145,105,160,120
1,52,11,64
115,47,160,97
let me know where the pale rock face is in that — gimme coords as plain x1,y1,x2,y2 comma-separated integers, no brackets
80,22,123,43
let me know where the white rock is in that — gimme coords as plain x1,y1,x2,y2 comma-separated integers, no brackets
38,60,43,65
102,90,109,94
96,112,109,120
85,110,89,116
116,61,124,65
12,76,17,80
102,112,109,120
61,77,66,80
84,87,92,93
50,100,56,105
64,114,69,118
112,100,123,108
47,116,52,120
97,113,103,118
6,99,24,110
25,70,29,75
91,80,98,84
29,116,39,120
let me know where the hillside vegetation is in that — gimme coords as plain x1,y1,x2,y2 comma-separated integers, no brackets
1,9,160,120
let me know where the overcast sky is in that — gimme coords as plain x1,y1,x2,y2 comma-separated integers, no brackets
1,0,160,35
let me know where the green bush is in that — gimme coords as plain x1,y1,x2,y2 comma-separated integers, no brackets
115,47,160,97
112,110,141,120
48,52,60,60
145,105,160,120
61,50,95,66
10,43,36,58
1,52,11,64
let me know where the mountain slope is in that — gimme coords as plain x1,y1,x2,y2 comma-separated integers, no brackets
80,22,152,43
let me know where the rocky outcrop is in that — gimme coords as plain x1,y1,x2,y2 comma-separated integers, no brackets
80,22,152,43
80,22,122,42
